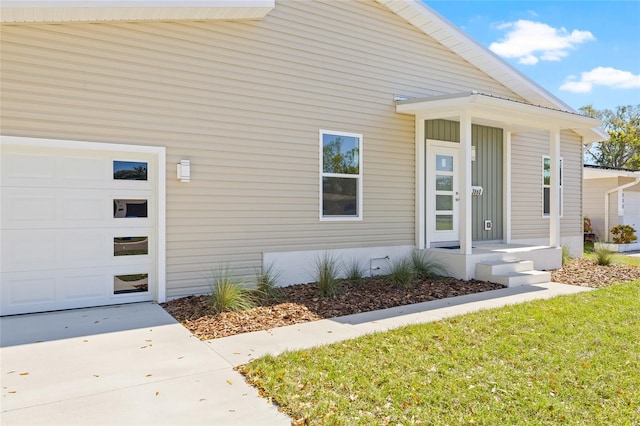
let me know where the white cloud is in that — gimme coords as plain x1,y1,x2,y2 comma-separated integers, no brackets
560,67,640,93
489,20,595,65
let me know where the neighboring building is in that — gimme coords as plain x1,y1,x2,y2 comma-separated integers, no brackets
583,165,640,241
0,0,605,315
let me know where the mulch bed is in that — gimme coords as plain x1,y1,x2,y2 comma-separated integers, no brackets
162,277,503,340
162,257,640,341
550,257,640,287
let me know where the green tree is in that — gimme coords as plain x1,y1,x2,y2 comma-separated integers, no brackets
323,137,359,174
582,104,640,169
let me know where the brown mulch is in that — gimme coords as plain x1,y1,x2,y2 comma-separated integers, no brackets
162,257,640,341
551,257,640,287
162,276,503,340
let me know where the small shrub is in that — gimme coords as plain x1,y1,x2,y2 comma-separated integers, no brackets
314,252,342,297
594,248,613,266
584,240,595,254
209,270,255,313
610,224,637,244
255,263,282,302
583,216,593,233
385,256,415,288
410,250,446,278
561,244,572,266
344,258,365,286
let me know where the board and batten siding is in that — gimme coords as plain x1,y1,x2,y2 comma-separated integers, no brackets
425,120,503,241
1,0,525,297
472,125,503,241
510,130,583,242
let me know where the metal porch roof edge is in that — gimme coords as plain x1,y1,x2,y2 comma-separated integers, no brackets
396,92,605,143
584,164,640,179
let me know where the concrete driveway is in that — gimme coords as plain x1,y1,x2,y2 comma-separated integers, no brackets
1,282,593,425
0,303,288,426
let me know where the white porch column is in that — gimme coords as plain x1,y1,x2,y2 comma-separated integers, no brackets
504,131,512,243
460,111,473,255
416,116,426,249
549,128,561,247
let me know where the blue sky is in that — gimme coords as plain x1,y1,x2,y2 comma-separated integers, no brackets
425,1,640,112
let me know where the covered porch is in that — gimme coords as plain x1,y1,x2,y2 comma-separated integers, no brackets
397,92,604,282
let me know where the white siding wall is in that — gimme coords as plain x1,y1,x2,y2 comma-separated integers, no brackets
584,177,618,240
584,176,640,241
511,130,584,249
1,0,531,296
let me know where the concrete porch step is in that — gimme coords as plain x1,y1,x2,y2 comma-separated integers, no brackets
481,270,551,287
476,260,551,287
476,259,534,277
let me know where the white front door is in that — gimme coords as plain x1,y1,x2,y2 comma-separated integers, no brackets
1,140,162,316
426,141,459,245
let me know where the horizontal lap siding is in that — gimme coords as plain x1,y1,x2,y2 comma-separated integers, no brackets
584,177,618,239
511,130,583,241
1,0,522,296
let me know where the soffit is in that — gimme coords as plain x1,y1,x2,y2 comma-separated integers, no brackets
1,1,274,23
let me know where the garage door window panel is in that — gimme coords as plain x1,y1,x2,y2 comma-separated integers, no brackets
113,161,147,180
113,199,148,218
114,273,149,294
114,237,149,256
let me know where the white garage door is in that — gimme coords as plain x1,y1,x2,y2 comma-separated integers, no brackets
1,140,162,316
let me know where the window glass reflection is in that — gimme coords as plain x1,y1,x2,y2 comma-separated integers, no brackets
114,273,148,294
436,155,453,172
436,175,453,191
114,237,148,256
322,134,359,174
113,161,147,180
436,195,453,211
436,215,453,231
322,177,358,216
113,199,148,218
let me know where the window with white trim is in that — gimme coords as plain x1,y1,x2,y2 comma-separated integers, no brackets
543,156,563,217
320,130,362,220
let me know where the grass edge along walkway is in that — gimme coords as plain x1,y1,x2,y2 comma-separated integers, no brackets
240,282,640,425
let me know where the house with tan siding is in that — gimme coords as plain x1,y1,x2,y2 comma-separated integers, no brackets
0,0,606,315
584,165,640,242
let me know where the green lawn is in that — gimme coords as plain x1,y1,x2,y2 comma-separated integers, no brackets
584,251,640,267
240,282,640,425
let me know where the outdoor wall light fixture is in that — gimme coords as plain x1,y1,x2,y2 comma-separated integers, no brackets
177,159,190,182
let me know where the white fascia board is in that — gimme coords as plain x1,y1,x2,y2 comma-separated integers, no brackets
377,0,577,112
584,167,640,180
1,0,274,23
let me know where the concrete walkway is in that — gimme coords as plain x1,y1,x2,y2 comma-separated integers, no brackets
1,282,591,425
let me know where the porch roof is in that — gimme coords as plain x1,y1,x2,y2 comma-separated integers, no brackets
584,164,640,179
396,91,606,143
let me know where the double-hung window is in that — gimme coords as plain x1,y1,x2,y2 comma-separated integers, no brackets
543,155,563,217
320,130,363,220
